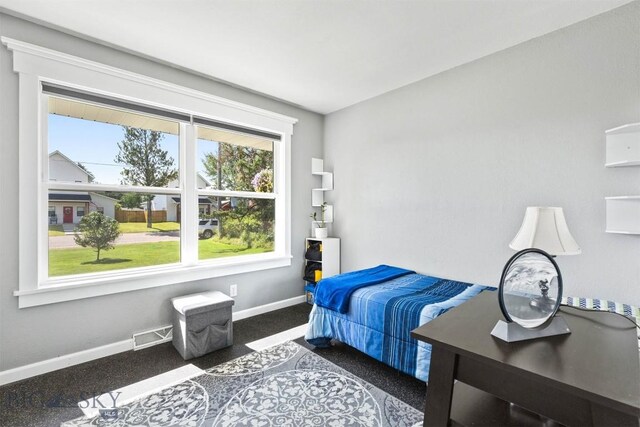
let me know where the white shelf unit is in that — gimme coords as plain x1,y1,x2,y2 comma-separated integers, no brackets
605,196,640,235
311,157,334,223
605,123,640,167
305,237,340,278
304,237,340,304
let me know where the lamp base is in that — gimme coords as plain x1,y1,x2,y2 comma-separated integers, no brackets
491,316,571,343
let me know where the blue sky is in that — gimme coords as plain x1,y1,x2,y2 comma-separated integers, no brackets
49,114,217,185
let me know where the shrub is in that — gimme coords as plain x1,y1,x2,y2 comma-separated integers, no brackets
74,212,121,262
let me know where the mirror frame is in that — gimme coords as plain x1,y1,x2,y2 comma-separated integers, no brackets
498,248,563,330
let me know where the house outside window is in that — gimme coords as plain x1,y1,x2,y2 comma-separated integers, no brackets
6,38,296,308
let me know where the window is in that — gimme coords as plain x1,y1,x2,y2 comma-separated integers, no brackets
196,126,277,261
46,95,182,278
7,38,296,307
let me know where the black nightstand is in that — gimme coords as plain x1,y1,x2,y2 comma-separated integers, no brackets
411,291,640,426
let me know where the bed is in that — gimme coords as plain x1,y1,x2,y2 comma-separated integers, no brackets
561,296,640,350
304,265,494,382
305,265,640,383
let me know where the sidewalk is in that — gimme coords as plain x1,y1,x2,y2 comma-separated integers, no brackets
49,232,180,249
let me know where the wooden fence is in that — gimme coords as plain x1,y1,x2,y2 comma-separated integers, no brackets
115,209,167,223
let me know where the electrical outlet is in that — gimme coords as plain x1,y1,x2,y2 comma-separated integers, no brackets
230,284,238,297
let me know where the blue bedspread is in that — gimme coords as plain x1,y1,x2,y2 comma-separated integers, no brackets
314,264,415,313
306,273,492,382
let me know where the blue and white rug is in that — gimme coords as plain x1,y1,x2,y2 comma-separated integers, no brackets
62,341,423,426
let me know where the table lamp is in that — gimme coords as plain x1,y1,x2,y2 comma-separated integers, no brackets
509,207,581,256
491,207,581,342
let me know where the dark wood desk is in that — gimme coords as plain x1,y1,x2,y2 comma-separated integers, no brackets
411,291,640,426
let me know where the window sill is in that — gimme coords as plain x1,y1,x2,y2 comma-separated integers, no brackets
14,253,292,308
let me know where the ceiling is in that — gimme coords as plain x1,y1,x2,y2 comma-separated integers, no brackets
0,0,632,114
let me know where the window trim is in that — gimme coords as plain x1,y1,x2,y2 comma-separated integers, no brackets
4,37,296,308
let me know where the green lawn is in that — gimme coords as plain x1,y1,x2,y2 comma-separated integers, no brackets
117,222,181,233
48,225,65,236
199,239,270,260
49,239,271,277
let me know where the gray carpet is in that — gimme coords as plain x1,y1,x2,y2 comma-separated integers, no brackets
0,304,425,426
62,341,423,426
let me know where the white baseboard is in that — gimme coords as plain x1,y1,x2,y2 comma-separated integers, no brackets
233,294,306,321
0,294,306,386
0,339,133,386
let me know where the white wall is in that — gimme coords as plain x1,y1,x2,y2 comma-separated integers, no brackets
48,203,64,225
153,195,168,211
0,13,323,371
89,192,116,219
48,201,90,224
167,200,178,222
324,3,640,305
49,152,89,183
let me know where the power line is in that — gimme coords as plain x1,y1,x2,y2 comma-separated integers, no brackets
50,158,122,167
76,161,122,167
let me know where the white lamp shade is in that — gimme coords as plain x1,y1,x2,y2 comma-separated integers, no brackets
509,207,581,256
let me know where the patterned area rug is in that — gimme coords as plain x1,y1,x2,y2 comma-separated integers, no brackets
62,341,423,426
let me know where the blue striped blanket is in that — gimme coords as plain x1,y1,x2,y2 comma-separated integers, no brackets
305,272,493,382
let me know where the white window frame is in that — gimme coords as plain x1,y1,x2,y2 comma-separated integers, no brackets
4,38,296,308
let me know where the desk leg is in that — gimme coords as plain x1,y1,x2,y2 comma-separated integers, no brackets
424,346,458,427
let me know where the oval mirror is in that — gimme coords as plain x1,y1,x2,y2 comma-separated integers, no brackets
498,248,563,329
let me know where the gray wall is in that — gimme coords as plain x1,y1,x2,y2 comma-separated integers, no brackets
0,14,323,371
324,3,640,305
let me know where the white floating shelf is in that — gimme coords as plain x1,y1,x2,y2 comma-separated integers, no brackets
311,157,334,207
311,157,324,174
321,174,334,191
605,196,640,235
311,189,325,207
605,160,640,168
605,123,640,167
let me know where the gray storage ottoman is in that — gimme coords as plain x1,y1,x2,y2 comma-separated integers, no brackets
171,291,234,360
